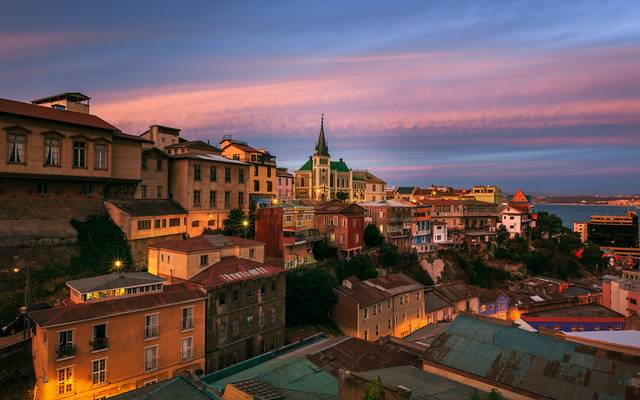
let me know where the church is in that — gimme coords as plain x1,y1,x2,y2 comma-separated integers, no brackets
294,117,386,202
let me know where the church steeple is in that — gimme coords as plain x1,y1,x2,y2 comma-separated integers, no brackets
314,114,330,157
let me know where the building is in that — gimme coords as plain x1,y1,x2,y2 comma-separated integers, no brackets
463,185,504,205
187,256,286,372
422,313,640,400
105,199,188,266
602,273,640,317
219,136,277,205
507,276,569,296
587,211,639,248
430,221,449,245
29,273,206,400
411,205,431,256
137,147,171,200
148,235,265,280
359,200,414,251
498,204,533,238
560,284,602,304
391,186,418,202
139,124,181,152
478,290,510,319
294,117,354,201
427,199,499,251
352,170,387,202
110,376,217,400
315,202,365,257
423,281,480,324
0,93,149,264
255,203,322,268
574,221,588,242
520,303,625,332
169,147,250,236
275,167,294,199
333,274,426,340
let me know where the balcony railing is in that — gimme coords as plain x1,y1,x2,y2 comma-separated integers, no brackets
56,343,76,359
90,337,108,352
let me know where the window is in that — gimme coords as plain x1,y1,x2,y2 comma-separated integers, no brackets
272,281,276,291
181,337,193,361
210,166,217,181
363,307,368,319
364,330,368,340
7,133,26,163
219,291,226,305
218,323,226,339
57,330,74,359
73,142,86,167
138,220,151,230
142,157,148,170
233,289,239,301
145,314,159,338
388,319,392,329
157,186,163,198
57,367,74,395
194,164,201,181
267,181,273,192
200,255,209,267
239,169,245,183
192,220,200,228
193,190,201,207
246,314,254,328
224,167,231,182
92,359,107,385
254,165,259,176
154,219,161,229
141,185,147,198
182,307,194,330
238,192,244,207
44,136,60,166
156,158,163,171
144,346,158,371
169,218,180,227
271,308,277,323
254,180,260,192
92,324,108,351
224,191,231,208
375,324,379,336
95,144,108,169
249,248,256,259
233,154,240,160
267,167,272,177
36,181,48,194
232,320,240,336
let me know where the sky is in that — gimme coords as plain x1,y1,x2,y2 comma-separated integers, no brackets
2,1,640,195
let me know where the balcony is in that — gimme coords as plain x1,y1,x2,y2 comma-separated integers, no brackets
56,343,76,359
90,337,108,352
283,229,323,246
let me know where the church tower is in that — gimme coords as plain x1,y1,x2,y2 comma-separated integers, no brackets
312,115,331,201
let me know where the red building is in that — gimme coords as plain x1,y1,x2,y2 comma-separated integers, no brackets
314,202,365,257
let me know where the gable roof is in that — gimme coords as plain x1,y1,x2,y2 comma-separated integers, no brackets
330,160,349,172
110,376,216,400
423,314,640,400
314,202,365,215
298,158,313,171
67,272,164,293
395,186,417,195
220,141,259,153
431,281,480,303
511,189,531,204
521,303,624,320
106,199,187,217
352,170,386,184
0,97,119,132
150,235,263,253
335,273,424,306
188,256,284,288
165,140,220,151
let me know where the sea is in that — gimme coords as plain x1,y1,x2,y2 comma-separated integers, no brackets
534,204,640,229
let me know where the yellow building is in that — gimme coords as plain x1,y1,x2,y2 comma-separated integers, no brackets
463,185,504,205
574,221,588,242
220,136,277,206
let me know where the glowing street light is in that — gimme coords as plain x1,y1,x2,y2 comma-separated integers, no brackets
12,267,20,273
114,260,123,269
242,220,249,227
272,198,279,205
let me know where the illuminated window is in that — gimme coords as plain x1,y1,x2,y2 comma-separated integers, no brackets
92,358,107,385
57,367,73,394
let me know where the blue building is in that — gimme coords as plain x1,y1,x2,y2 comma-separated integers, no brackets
521,303,625,332
478,290,510,319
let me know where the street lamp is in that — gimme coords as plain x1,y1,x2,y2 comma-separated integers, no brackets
13,265,31,339
242,219,249,238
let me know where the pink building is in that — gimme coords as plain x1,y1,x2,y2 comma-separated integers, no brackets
276,167,294,199
602,271,640,317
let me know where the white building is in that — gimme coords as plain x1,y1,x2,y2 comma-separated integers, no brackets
498,204,532,238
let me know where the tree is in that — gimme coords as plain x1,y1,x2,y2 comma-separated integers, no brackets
534,211,564,240
335,191,349,202
364,376,384,400
313,239,336,261
336,254,378,281
580,242,606,271
285,268,337,326
364,224,384,248
221,208,253,238
393,251,435,286
379,244,400,270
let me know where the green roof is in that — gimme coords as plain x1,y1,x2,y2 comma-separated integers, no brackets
330,160,349,172
299,158,313,171
110,377,217,400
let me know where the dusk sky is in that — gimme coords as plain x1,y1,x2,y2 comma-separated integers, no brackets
2,1,639,195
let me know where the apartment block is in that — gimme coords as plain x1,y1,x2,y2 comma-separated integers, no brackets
352,170,387,202
29,273,206,400
314,202,366,257
333,274,426,340
359,200,413,252
587,211,639,248
275,167,294,199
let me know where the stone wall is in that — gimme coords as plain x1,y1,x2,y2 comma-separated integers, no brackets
130,233,186,269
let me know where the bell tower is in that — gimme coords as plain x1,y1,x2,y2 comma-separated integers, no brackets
312,114,331,201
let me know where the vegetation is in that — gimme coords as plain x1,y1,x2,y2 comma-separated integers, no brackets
313,239,338,261
471,388,504,400
221,208,254,238
335,191,350,201
441,251,511,289
285,267,337,326
364,223,384,248
335,254,378,281
364,376,384,400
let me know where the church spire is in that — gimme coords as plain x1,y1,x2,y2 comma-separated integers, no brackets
314,113,330,156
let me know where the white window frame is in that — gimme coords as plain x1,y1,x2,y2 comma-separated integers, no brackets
145,313,159,339
181,337,193,361
91,358,107,385
144,345,158,372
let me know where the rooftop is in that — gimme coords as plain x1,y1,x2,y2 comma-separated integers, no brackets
430,281,480,304
521,303,625,319
395,186,417,195
563,330,640,350
351,170,385,184
314,202,365,215
172,152,249,165
335,273,424,306
188,256,284,288
106,199,187,217
357,199,414,208
424,290,453,313
150,235,263,253
423,314,640,400
67,272,164,293
30,282,204,328
110,376,216,400
404,321,452,345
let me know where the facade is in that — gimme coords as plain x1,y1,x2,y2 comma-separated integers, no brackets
29,273,206,400
520,303,625,332
587,211,639,248
219,136,277,205
602,273,640,317
314,202,365,257
333,274,426,340
478,290,510,319
148,235,265,281
137,147,170,200
431,221,449,245
255,204,322,269
574,221,588,242
352,170,387,202
187,256,286,372
359,200,414,251
498,204,532,238
427,199,499,251
411,205,431,255
424,281,480,324
463,185,504,205
275,167,294,199
294,118,354,201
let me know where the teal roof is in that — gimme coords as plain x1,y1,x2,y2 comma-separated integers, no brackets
206,357,337,399
299,158,313,171
330,160,349,172
396,186,417,195
424,315,639,400
111,377,218,400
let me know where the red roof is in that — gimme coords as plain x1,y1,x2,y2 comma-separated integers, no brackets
150,235,263,253
29,283,205,328
221,142,260,153
502,204,530,214
188,256,284,287
0,97,119,132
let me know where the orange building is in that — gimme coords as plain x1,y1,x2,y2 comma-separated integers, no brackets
29,273,206,400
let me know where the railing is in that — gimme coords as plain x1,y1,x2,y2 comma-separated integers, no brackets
56,343,76,359
182,318,194,331
90,337,108,352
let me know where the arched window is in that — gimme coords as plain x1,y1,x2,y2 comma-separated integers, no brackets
300,177,305,187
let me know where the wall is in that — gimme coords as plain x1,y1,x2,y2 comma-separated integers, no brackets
332,292,359,338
